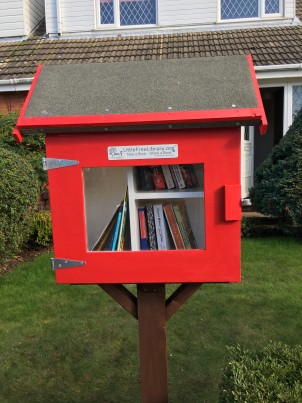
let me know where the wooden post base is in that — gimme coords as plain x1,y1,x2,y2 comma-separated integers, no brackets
137,284,168,403
99,283,201,402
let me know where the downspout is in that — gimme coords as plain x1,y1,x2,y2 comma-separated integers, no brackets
56,0,62,36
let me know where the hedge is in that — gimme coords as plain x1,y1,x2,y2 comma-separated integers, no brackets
219,342,302,402
251,108,302,229
0,147,39,262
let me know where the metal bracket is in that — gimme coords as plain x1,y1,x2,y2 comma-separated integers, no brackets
43,158,79,171
51,258,86,270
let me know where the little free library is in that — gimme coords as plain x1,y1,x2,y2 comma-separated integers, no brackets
14,54,267,402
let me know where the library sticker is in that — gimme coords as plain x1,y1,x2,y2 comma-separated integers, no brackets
108,144,178,160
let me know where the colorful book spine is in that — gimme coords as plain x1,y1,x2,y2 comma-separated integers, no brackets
153,204,169,250
117,187,128,251
163,204,185,249
161,165,175,189
136,166,154,191
151,166,166,190
173,201,198,249
92,202,121,251
138,207,149,250
145,205,157,250
110,204,123,251
170,165,186,189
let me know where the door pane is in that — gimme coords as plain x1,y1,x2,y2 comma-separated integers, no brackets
293,86,302,121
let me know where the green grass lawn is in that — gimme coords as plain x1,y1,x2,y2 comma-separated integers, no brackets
0,237,301,403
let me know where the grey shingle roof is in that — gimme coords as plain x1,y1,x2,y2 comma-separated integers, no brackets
1,22,302,81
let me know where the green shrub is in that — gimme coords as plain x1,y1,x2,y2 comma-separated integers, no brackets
28,211,53,247
219,342,302,402
0,112,46,187
251,108,302,230
0,147,39,262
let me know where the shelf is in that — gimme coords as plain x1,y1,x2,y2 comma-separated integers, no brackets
84,164,205,252
132,189,204,200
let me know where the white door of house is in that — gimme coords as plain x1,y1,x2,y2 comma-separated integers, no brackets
241,126,254,198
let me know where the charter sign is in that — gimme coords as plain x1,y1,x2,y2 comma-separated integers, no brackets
108,144,178,160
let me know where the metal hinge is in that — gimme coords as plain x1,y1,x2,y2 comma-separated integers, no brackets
51,258,86,270
43,158,79,171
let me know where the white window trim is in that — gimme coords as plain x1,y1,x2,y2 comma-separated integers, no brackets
218,0,284,23
95,0,158,30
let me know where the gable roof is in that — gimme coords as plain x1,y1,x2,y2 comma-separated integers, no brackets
14,54,267,139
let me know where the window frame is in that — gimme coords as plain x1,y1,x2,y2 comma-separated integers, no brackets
95,0,158,30
219,0,284,22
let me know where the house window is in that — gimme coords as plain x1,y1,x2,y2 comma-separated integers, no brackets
99,0,156,26
292,86,302,120
221,0,282,20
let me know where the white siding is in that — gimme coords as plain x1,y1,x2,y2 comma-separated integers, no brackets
158,0,217,26
45,0,58,34
60,0,95,33
284,0,295,18
0,0,24,38
45,0,295,36
24,0,45,35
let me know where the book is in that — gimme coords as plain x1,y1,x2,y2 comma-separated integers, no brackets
123,206,132,251
161,165,175,189
92,202,122,251
179,165,194,188
185,164,199,188
170,165,186,189
163,204,185,249
110,204,123,251
138,207,149,250
136,166,154,191
151,166,166,190
117,187,128,251
145,204,157,250
173,201,198,249
153,204,169,250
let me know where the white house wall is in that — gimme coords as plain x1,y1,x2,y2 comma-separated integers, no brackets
284,0,295,18
24,0,45,36
0,0,24,38
158,0,217,26
60,0,95,33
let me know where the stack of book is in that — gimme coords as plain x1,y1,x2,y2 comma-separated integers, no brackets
138,200,198,250
136,164,198,191
92,187,131,251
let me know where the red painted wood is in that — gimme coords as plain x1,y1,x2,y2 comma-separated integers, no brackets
247,54,268,134
46,127,241,284
14,65,43,142
17,107,266,133
225,184,242,221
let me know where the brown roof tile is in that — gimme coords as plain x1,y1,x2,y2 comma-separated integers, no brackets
1,24,302,81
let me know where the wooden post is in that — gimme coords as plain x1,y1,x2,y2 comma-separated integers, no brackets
137,284,168,403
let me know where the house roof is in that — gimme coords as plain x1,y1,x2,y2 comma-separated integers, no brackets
1,12,302,81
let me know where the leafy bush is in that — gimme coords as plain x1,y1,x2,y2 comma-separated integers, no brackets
219,342,302,402
241,216,282,237
28,211,53,247
0,147,39,262
0,112,46,187
251,108,302,229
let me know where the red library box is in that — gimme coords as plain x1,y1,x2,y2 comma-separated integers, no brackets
14,55,266,284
